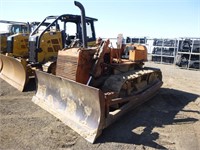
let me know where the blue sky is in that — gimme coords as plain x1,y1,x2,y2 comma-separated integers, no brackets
0,0,199,38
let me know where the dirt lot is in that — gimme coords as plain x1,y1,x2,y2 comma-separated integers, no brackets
0,62,200,150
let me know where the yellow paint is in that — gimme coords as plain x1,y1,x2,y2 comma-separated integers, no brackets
12,33,29,57
37,31,62,62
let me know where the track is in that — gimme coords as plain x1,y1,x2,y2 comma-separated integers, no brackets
102,67,162,95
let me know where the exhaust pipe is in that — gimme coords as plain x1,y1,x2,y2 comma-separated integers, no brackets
74,1,87,48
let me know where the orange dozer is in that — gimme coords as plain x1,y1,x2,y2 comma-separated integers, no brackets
32,1,163,143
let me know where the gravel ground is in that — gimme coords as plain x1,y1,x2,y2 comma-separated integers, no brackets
0,62,200,150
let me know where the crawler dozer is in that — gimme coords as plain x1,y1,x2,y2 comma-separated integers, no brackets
32,1,163,143
0,21,51,90
0,20,31,54
0,20,32,72
0,14,97,91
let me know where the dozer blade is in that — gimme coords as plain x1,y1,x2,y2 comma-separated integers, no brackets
0,54,28,91
32,70,105,143
0,55,3,72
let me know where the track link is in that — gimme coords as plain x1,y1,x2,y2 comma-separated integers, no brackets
102,67,162,97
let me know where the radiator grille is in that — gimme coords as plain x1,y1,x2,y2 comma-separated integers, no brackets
56,53,78,81
51,39,59,44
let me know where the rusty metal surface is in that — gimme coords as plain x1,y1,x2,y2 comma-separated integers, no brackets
32,70,105,143
0,54,27,91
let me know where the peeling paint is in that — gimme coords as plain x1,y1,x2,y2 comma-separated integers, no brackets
84,106,92,116
60,87,67,100
37,84,46,99
78,97,84,106
67,98,77,115
47,95,54,107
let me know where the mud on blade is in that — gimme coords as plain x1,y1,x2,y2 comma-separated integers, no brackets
32,70,105,143
0,54,27,91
